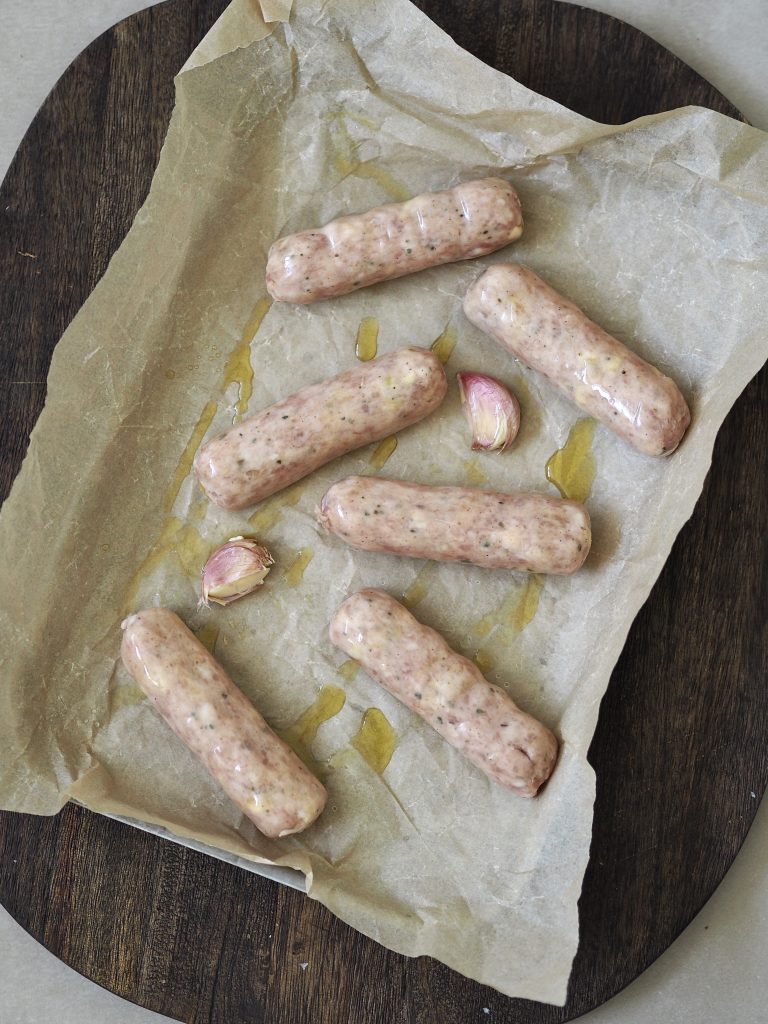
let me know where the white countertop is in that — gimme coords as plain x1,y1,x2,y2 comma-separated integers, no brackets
1,2,766,1022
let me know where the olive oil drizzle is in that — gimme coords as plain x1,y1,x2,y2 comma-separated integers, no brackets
248,481,305,535
430,325,457,365
472,649,495,675
283,548,314,586
124,298,277,612
472,574,544,644
110,683,146,712
351,708,397,774
329,115,410,201
369,435,398,470
401,563,436,610
280,685,346,768
545,419,597,503
221,296,272,422
462,459,487,487
122,517,209,614
194,622,219,654
162,401,218,514
337,660,360,682
355,317,379,361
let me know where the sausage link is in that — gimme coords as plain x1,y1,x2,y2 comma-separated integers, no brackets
318,476,590,574
463,263,691,456
266,178,523,303
120,608,327,839
194,347,447,511
330,589,558,796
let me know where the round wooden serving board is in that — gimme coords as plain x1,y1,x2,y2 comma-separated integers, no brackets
0,2,765,1022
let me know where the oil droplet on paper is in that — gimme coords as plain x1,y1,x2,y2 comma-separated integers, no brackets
462,459,487,487
430,325,457,365
329,115,409,201
353,163,411,202
472,574,544,643
248,481,305,535
110,684,146,712
123,517,183,611
352,708,397,774
369,435,397,470
173,523,210,580
472,649,495,675
194,623,219,654
222,343,253,423
514,375,531,403
248,503,282,535
162,401,218,514
122,518,209,614
355,317,379,361
283,548,314,586
401,563,436,610
337,659,360,683
222,296,272,422
545,419,596,504
280,685,346,767
508,574,544,634
473,602,502,640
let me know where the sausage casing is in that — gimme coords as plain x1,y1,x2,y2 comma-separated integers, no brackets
318,476,591,574
194,347,447,511
330,589,558,796
120,608,327,839
463,263,691,456
266,178,523,304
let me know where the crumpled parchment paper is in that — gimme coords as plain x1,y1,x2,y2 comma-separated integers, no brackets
1,0,767,1004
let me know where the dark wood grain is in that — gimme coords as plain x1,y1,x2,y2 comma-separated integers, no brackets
0,1,763,1022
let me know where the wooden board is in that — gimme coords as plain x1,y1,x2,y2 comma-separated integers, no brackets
0,2,764,1021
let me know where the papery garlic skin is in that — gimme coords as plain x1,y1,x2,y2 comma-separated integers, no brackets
200,538,274,608
457,372,520,452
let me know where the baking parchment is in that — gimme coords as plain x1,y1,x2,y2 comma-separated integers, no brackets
1,0,767,1004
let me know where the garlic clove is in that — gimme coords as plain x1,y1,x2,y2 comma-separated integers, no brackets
457,372,520,452
200,537,274,608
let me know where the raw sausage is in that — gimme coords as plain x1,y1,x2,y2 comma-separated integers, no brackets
266,178,523,304
329,589,558,796
194,347,447,511
120,608,327,839
463,263,691,456
318,476,590,574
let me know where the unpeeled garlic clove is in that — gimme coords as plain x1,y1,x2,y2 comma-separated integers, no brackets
200,537,274,608
457,372,520,452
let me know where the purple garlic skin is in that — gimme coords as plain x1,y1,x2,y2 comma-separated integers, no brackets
457,371,520,452
200,538,273,608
